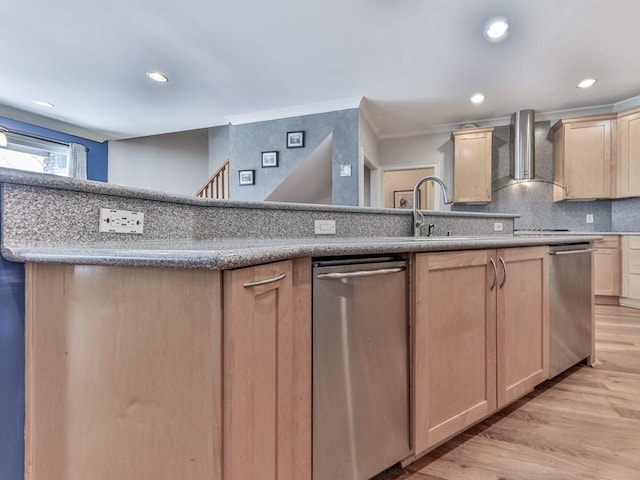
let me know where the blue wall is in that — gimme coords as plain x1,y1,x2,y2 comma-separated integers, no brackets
0,255,24,480
0,117,107,479
0,116,108,182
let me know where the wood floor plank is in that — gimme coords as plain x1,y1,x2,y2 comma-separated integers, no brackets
387,305,640,480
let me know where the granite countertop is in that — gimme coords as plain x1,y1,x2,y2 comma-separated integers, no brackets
2,234,602,270
0,167,517,219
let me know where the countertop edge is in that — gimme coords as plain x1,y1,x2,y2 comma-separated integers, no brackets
3,235,601,270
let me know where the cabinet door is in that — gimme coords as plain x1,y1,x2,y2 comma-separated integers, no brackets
452,128,493,203
223,259,311,480
617,109,640,197
414,250,497,453
621,236,640,299
26,264,223,480
564,120,612,199
496,247,549,408
594,236,621,297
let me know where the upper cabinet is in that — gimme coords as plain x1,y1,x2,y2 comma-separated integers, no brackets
552,114,616,202
553,108,640,201
451,127,494,204
616,107,640,198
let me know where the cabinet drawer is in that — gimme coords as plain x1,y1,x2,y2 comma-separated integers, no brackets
627,236,640,250
594,236,620,249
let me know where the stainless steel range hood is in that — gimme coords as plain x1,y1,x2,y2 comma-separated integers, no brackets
510,109,535,180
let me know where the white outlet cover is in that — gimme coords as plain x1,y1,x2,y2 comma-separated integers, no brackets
586,214,594,224
314,219,336,235
339,164,352,177
99,208,144,234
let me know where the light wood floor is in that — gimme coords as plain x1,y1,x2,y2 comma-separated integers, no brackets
380,305,640,480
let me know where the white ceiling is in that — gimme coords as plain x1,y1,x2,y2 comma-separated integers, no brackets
1,0,639,142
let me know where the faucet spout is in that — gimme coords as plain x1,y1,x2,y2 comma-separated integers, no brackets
412,175,452,237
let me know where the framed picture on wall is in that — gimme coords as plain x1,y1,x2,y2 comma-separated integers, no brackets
261,151,279,168
238,169,255,186
286,131,305,148
394,190,418,209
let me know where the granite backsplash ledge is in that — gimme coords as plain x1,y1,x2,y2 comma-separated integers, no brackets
0,172,516,251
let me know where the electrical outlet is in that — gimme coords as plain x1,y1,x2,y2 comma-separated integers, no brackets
586,214,594,224
99,208,144,234
314,219,336,235
494,222,504,232
339,164,352,177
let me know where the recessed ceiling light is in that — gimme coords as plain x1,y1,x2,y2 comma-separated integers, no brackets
577,78,597,89
470,93,486,105
146,71,169,83
33,100,54,108
484,18,510,42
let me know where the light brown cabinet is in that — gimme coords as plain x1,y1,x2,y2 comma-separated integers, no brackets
552,114,616,201
621,236,640,308
594,235,621,299
25,259,311,480
413,250,497,453
223,259,311,480
496,247,549,407
26,264,224,480
616,108,640,198
413,246,548,454
451,127,494,204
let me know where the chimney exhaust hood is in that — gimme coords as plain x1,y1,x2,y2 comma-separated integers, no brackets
510,109,535,180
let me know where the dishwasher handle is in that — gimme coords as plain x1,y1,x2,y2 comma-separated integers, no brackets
549,248,597,256
316,266,405,280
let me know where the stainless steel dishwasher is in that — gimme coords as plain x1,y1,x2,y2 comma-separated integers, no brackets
312,256,411,480
549,243,596,378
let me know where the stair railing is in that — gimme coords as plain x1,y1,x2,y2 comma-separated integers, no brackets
196,159,230,199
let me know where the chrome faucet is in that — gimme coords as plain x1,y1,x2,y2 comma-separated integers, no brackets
413,176,453,237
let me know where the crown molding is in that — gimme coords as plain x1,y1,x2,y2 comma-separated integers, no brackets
0,104,112,142
614,94,640,112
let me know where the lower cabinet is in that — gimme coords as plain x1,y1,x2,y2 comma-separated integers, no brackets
25,259,311,480
413,247,548,454
621,236,640,308
26,264,224,480
223,259,311,480
594,235,621,298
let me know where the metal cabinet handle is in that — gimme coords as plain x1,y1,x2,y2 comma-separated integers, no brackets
489,258,498,291
243,272,287,288
549,248,597,256
499,257,507,288
316,267,405,280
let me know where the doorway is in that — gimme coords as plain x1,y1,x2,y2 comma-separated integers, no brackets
383,167,435,210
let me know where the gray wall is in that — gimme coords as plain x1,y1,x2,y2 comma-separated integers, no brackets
229,109,359,206
208,125,230,174
109,129,209,196
612,197,640,231
452,121,614,232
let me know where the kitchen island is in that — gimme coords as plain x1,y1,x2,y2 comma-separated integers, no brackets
0,168,600,480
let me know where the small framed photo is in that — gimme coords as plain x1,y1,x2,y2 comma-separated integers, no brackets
261,151,279,168
394,190,418,209
286,131,305,148
238,169,255,186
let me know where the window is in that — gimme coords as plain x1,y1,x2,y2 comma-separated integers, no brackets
0,131,70,176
